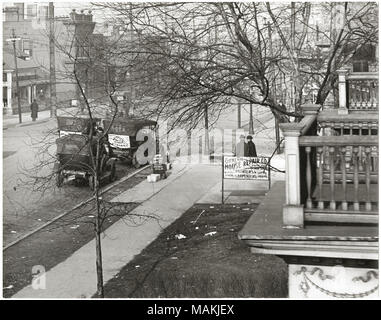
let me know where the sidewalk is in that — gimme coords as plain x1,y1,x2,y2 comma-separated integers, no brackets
12,162,221,298
2,107,81,129
11,153,285,298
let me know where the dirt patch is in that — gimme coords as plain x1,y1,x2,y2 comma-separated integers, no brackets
103,203,288,298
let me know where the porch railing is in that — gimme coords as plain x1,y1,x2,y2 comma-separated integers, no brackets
338,70,378,114
299,136,378,224
347,73,378,111
280,104,379,228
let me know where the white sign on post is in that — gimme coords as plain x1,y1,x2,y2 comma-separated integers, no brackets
221,156,271,204
108,134,131,149
223,157,270,180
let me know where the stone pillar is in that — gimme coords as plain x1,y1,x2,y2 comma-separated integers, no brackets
280,125,304,228
280,104,320,229
337,69,349,115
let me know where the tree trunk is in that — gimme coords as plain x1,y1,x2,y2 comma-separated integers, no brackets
275,117,281,154
204,104,209,155
95,213,104,298
249,103,254,134
94,141,104,298
49,2,57,118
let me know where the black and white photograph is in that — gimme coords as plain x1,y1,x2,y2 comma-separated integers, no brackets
0,0,379,302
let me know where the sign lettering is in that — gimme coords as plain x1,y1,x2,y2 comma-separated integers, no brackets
108,134,131,149
223,157,269,180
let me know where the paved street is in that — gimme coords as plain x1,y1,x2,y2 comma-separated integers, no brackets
2,116,135,247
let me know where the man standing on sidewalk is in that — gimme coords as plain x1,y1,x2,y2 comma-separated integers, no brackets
246,135,257,157
30,99,39,121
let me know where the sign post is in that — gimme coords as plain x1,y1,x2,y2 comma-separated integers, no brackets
222,155,225,204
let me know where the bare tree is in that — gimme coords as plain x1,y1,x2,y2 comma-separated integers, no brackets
94,2,295,133
94,1,377,129
17,17,160,297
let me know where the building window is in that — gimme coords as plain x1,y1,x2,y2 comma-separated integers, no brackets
352,44,375,72
353,60,369,72
3,73,7,82
22,39,33,59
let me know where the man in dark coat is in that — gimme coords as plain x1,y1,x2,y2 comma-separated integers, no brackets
30,99,39,121
247,135,257,157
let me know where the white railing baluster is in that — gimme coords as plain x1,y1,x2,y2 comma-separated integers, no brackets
317,146,324,210
329,146,336,210
306,147,312,209
353,147,360,211
365,147,372,211
340,146,348,211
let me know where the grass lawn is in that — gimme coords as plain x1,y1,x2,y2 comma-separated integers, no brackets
103,203,288,298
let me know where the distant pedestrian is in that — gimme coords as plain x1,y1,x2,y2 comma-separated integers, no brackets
235,134,248,157
30,99,39,121
246,135,257,157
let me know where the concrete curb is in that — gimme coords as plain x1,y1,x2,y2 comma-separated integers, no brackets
3,118,52,130
18,118,52,127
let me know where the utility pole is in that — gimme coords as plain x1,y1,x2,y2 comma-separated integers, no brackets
249,102,254,134
267,21,281,154
237,100,241,128
128,2,134,117
204,104,209,155
330,2,340,108
7,29,22,123
290,2,299,113
249,85,254,134
49,2,57,117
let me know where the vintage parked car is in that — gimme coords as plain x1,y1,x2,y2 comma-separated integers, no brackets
54,133,116,189
55,117,116,189
102,117,158,167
